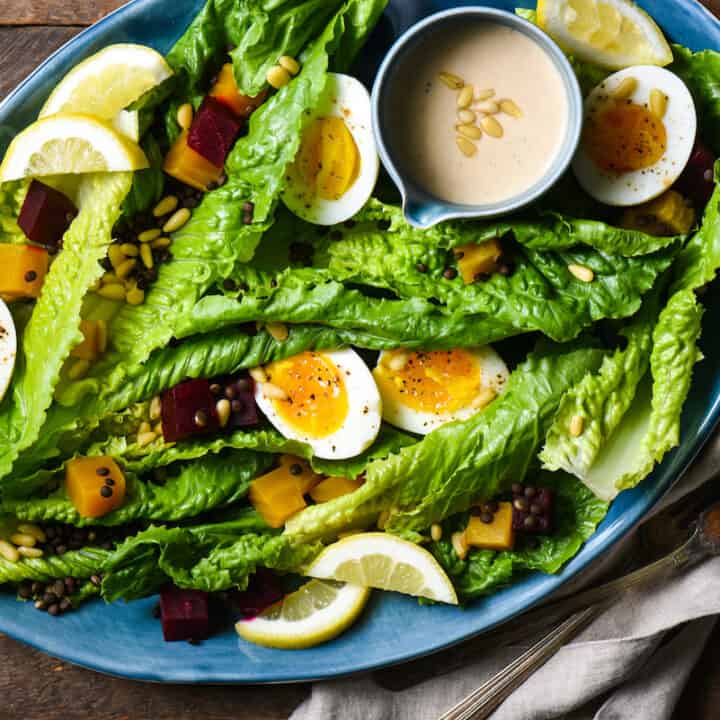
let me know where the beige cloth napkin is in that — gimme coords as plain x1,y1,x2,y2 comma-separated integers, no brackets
291,431,720,720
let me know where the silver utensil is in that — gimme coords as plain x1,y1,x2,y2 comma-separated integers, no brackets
438,502,720,720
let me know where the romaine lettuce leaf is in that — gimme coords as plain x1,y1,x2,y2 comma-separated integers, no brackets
285,341,605,541
0,173,132,481
430,471,608,600
0,546,110,585
0,180,28,244
1,450,272,526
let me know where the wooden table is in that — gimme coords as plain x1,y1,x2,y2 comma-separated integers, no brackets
2,2,720,718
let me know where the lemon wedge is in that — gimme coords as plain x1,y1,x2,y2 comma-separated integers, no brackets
0,114,148,182
305,532,458,605
537,0,673,69
235,579,370,649
39,44,172,141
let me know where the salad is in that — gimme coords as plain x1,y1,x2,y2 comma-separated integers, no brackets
0,0,718,650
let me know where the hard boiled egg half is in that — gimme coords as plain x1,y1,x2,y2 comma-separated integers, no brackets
0,299,17,403
254,349,382,459
282,73,379,225
573,66,696,206
372,347,509,435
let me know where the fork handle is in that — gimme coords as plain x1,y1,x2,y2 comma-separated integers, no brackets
438,605,602,720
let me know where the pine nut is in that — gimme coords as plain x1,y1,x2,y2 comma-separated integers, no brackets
149,396,162,421
116,259,136,279
120,243,139,257
151,236,171,249
457,85,474,109
278,55,300,75
17,546,43,558
153,196,179,218
102,272,122,285
499,99,523,118
570,414,584,437
456,136,477,157
267,65,291,89
451,531,468,560
153,422,163,436
457,109,476,124
266,322,289,342
216,398,231,427
138,228,162,243
475,88,495,101
377,510,389,530
387,351,409,372
177,103,194,130
137,431,157,447
650,88,668,118
0,540,19,563
96,319,108,354
476,101,500,115
18,524,46,543
140,243,154,270
97,283,126,301
126,286,145,305
568,264,595,282
612,76,638,100
68,359,90,380
10,533,36,548
457,123,483,140
438,72,464,90
430,523,442,542
108,245,125,270
163,207,191,233
480,115,504,138
249,366,267,383
139,421,151,434
262,382,289,401
471,386,496,410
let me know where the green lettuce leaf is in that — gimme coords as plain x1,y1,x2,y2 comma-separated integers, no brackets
101,513,320,601
430,471,608,600
0,173,132,481
285,341,605,541
1,450,272,526
0,547,110,585
0,180,28,244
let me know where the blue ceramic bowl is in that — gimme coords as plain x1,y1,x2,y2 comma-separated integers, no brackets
0,0,720,685
372,7,583,228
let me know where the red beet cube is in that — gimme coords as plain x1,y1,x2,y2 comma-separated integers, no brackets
17,180,77,252
160,586,209,642
187,97,243,169
233,569,284,619
511,485,554,534
675,140,716,209
161,378,219,443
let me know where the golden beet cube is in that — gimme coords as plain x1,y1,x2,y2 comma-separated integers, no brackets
277,454,323,495
620,190,696,236
310,476,363,503
0,244,49,301
249,465,307,528
464,501,515,550
163,129,225,192
66,456,126,519
454,239,503,284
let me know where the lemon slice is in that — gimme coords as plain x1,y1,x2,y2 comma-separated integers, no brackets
235,579,370,649
305,532,458,605
39,44,172,141
0,113,148,182
537,0,673,69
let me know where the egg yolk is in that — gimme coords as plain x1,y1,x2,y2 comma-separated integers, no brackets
295,116,359,200
374,350,481,415
264,352,349,438
584,101,667,173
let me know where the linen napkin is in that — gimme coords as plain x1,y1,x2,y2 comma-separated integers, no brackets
291,430,720,720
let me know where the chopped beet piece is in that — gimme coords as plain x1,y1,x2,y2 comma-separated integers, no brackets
675,140,716,209
511,485,554,534
161,378,220,443
160,585,209,642
17,180,77,252
232,569,284,619
187,97,243,168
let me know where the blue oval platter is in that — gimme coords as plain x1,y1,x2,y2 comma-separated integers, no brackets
1,0,720,684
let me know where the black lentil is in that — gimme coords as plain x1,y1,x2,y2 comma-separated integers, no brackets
223,278,237,291
415,262,428,273
24,270,37,282
100,485,113,498
194,410,208,427
442,267,457,280
96,466,110,476
289,463,303,476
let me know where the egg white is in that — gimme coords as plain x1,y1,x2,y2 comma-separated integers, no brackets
254,348,382,460
373,346,509,435
572,66,697,207
0,299,16,403
282,72,379,225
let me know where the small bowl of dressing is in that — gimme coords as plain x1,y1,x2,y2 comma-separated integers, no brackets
371,7,583,228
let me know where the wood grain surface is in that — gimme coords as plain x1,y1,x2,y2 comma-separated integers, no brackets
1,2,720,719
